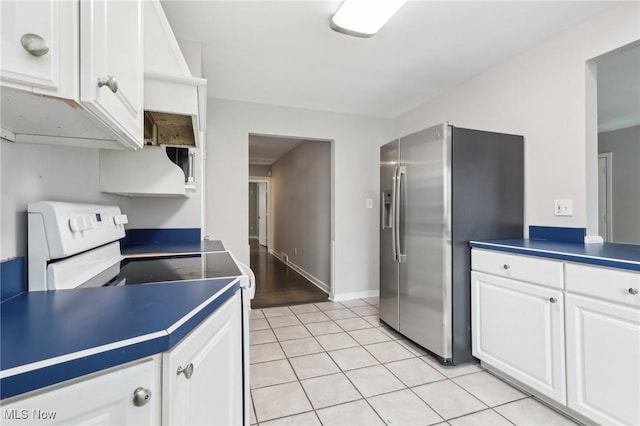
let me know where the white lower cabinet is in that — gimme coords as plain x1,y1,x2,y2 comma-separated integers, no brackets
1,292,244,426
565,292,640,425
471,271,566,403
1,356,160,425
472,249,640,426
162,292,243,426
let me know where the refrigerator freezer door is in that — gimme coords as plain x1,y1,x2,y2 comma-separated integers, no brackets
398,123,452,360
380,139,400,329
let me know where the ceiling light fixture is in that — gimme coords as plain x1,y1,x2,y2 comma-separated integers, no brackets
330,0,407,38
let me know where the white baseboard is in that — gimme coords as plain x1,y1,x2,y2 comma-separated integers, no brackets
268,249,282,261
268,250,329,294
331,290,379,302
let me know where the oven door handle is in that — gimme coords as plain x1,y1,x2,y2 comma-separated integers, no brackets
237,262,255,300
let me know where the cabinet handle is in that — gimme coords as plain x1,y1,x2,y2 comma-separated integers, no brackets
97,75,118,93
502,264,510,270
549,297,558,303
132,387,152,407
177,363,194,379
629,288,639,295
20,33,49,57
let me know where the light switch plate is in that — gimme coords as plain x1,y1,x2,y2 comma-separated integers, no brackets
554,199,573,216
366,198,373,209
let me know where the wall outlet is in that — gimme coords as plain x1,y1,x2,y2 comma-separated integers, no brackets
554,199,573,216
294,248,297,255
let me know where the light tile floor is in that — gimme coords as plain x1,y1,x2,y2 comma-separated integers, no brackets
249,297,579,426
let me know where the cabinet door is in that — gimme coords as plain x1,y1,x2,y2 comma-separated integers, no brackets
1,357,160,425
163,293,243,426
471,271,566,403
566,293,640,425
80,0,143,149
1,1,60,90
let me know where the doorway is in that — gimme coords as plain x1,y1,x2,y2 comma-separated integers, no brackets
248,134,332,309
587,40,640,244
249,179,269,247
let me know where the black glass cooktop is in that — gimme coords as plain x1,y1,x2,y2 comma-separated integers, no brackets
79,252,241,288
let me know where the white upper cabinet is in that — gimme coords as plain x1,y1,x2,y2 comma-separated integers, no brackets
0,0,143,150
0,0,72,94
80,0,143,149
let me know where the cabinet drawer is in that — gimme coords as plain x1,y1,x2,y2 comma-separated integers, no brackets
566,263,640,308
472,249,564,289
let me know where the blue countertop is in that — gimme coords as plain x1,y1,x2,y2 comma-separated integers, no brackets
0,278,239,400
470,239,640,271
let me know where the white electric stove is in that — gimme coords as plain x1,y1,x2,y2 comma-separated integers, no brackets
27,201,254,426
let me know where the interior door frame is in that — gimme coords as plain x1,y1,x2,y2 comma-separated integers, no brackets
597,152,613,241
249,176,270,249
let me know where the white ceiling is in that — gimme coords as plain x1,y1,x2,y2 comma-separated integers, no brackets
596,41,640,133
161,0,618,119
249,135,304,165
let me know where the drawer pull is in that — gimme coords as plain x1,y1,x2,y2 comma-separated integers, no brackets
20,33,49,57
629,288,639,295
502,264,510,270
177,363,194,379
132,387,152,407
97,75,118,93
549,297,558,303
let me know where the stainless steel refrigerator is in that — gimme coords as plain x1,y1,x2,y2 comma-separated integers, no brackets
380,122,523,365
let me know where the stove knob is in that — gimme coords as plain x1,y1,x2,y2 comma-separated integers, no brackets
69,217,84,232
114,214,128,226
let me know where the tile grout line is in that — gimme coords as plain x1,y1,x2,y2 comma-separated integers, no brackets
252,299,517,424
275,301,387,424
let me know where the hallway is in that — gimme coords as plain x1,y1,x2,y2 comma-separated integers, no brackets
250,241,329,309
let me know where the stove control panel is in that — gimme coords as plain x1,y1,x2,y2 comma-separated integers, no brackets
28,201,127,260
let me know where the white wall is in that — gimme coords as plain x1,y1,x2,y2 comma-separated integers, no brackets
396,2,640,238
0,141,127,260
270,140,331,287
0,140,204,260
206,99,394,299
249,164,271,178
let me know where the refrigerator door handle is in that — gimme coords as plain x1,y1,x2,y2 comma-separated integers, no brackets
391,166,399,262
396,166,407,263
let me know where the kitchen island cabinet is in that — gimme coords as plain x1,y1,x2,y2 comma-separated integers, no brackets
564,264,640,426
0,0,143,149
471,242,640,426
